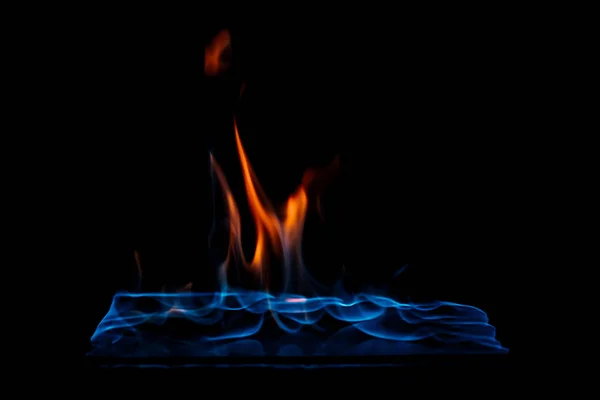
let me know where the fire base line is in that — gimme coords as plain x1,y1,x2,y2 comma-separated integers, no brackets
88,291,507,358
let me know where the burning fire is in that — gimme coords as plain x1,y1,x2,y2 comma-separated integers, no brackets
210,118,338,294
85,29,508,360
206,29,339,295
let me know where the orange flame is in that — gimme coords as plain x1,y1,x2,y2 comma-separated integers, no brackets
210,119,337,293
131,31,338,295
204,29,231,76
206,28,338,293
209,153,245,268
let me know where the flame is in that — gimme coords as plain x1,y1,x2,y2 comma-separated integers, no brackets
209,153,245,269
205,28,338,294
234,120,282,263
204,29,231,76
87,31,508,360
210,119,338,294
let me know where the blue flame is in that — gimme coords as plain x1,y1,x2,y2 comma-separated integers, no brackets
88,290,507,357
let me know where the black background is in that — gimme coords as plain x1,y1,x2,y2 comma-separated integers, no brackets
61,9,520,365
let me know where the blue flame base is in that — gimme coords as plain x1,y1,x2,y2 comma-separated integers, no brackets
88,291,507,358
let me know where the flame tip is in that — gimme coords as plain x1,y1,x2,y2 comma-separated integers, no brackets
204,29,232,76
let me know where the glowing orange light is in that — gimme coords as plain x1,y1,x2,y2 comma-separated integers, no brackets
205,29,231,76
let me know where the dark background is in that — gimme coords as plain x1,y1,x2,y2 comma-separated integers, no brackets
69,11,518,361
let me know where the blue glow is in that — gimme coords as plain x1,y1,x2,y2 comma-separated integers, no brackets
88,290,508,357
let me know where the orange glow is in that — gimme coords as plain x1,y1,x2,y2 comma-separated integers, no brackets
206,29,338,292
302,155,340,220
204,29,231,76
210,119,338,292
234,119,284,269
209,153,246,268
132,30,338,295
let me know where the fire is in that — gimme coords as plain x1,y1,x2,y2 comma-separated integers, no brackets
204,29,231,76
87,29,508,360
204,28,339,294
210,119,328,293
233,119,285,268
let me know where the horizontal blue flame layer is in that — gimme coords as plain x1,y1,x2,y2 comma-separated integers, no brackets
89,291,507,357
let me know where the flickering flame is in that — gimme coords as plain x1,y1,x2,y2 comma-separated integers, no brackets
210,119,334,294
233,119,285,269
204,29,231,76
205,27,338,294
87,30,508,359
209,153,244,268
